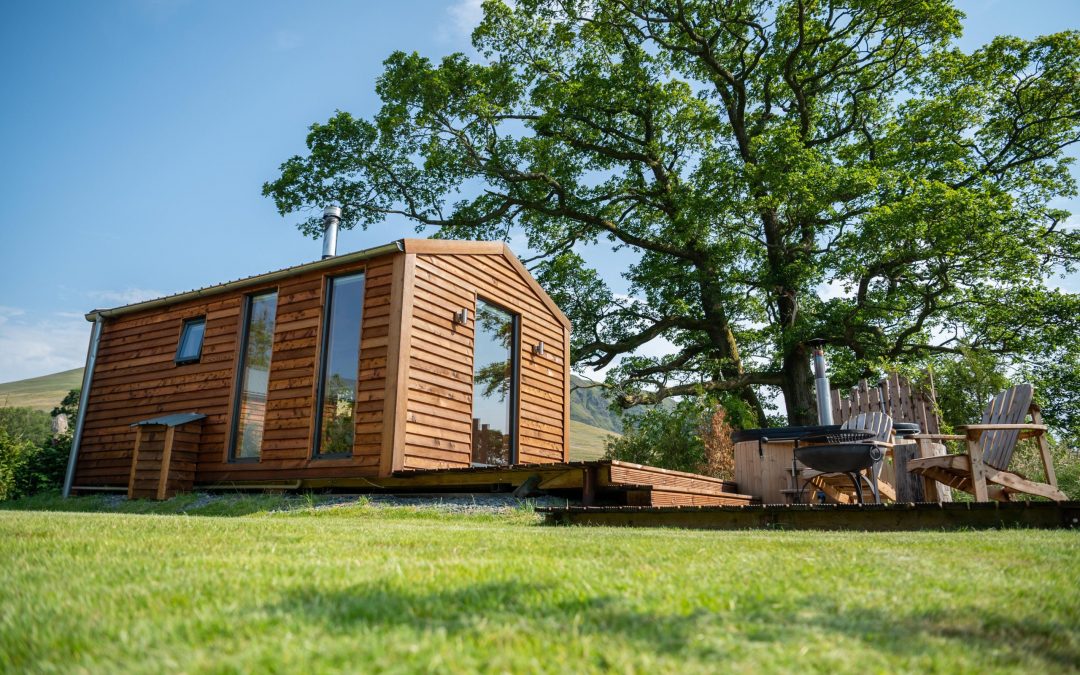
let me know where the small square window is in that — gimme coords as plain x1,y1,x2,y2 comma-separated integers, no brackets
175,317,206,365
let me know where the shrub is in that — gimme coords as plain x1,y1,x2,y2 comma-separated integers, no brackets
29,435,71,494
1010,436,1080,500
603,397,739,480
0,391,80,501
0,407,52,447
0,427,39,501
699,407,736,480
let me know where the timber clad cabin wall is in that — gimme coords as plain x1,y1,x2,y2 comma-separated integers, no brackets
70,241,570,490
75,296,243,487
73,254,396,487
401,251,569,470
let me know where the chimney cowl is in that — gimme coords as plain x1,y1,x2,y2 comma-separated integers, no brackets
321,205,342,259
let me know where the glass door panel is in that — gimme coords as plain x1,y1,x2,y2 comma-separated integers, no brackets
314,272,365,457
472,299,518,466
231,291,278,460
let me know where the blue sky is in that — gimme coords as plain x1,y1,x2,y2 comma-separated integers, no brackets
0,0,1078,383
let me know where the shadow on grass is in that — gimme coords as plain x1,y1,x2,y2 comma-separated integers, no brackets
271,580,1080,669
0,490,331,517
0,491,539,523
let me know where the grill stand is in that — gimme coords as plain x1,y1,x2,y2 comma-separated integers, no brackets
788,432,884,505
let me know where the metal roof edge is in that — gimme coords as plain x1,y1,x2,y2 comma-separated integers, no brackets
84,240,405,322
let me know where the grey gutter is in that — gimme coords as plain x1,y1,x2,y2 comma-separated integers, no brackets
83,240,404,322
63,315,104,497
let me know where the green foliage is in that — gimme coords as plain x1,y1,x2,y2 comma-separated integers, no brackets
1010,436,1080,500
1028,339,1080,445
0,407,51,448
265,0,1080,425
928,351,1013,431
604,398,709,472
0,428,37,501
31,436,71,495
0,389,80,501
603,393,752,475
51,388,80,420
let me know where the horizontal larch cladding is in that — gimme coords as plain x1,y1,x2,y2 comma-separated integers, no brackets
73,254,396,487
402,252,567,470
74,296,241,487
72,244,569,489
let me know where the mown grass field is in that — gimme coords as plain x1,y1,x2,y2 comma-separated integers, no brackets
1,494,1078,673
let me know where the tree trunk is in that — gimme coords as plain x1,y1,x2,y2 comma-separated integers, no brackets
781,344,817,426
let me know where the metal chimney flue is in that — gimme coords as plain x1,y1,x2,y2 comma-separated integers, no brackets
321,205,342,259
809,338,834,425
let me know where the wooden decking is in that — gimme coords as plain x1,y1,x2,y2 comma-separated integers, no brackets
538,500,1080,531
196,460,755,507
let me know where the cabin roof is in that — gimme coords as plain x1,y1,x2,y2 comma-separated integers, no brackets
85,238,570,328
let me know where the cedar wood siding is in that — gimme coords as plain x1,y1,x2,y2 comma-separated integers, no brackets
72,254,396,487
70,241,570,488
399,241,570,470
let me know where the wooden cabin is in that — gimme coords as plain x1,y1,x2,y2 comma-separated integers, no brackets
65,239,571,496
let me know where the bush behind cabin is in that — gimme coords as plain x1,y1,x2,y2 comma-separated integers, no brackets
0,390,78,500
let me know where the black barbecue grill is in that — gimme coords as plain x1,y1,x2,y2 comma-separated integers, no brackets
759,429,883,504
734,421,921,505
793,429,883,504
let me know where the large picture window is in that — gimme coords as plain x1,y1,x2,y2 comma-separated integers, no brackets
229,291,278,461
313,272,365,458
471,299,519,466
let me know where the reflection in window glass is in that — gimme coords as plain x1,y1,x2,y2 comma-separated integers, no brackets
314,273,365,457
175,317,206,364
231,292,277,460
472,299,518,466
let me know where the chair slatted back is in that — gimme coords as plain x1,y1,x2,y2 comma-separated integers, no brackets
841,412,893,443
980,384,1034,470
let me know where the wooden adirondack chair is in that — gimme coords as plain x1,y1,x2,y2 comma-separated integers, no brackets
906,384,1067,502
798,413,896,504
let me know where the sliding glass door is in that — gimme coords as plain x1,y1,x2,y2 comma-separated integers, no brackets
313,272,366,458
230,290,278,461
471,299,519,466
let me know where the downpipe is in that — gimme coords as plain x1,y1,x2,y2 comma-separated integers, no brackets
63,316,104,497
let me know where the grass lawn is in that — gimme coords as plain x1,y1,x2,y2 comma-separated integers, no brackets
1,494,1078,673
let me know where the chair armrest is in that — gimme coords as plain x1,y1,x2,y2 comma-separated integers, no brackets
955,424,1047,440
910,433,966,441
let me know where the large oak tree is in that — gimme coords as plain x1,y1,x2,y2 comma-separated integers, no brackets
265,0,1080,425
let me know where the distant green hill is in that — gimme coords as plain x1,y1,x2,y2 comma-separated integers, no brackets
567,419,617,461
569,374,674,433
0,368,83,412
0,367,618,459
569,374,623,432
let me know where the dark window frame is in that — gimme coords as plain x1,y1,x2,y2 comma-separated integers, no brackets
471,296,521,467
227,289,278,464
311,271,366,460
174,316,206,365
